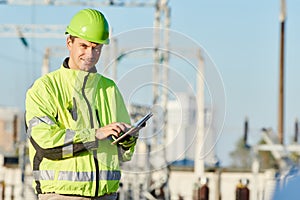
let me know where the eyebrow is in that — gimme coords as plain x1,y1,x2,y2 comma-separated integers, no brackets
79,41,100,47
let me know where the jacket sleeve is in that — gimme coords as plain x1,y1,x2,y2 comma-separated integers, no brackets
25,79,97,160
113,85,136,162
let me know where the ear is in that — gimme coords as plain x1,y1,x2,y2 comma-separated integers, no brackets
66,36,72,50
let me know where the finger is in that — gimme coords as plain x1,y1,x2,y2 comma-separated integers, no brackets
110,130,119,137
112,124,122,134
115,122,128,133
117,123,131,132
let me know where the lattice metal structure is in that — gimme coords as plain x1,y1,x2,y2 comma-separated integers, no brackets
0,24,66,38
0,0,157,38
0,1,176,199
0,0,155,7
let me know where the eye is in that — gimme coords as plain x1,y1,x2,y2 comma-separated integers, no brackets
80,43,88,49
93,45,102,53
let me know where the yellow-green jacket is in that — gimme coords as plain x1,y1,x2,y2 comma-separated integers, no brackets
25,61,134,197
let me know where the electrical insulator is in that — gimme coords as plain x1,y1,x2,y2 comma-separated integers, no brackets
199,184,209,200
236,179,249,200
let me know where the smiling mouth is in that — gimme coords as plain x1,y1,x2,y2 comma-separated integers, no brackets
82,59,94,64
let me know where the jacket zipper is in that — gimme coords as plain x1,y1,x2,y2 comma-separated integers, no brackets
82,73,99,197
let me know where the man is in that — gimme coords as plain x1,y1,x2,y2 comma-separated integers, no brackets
25,8,137,200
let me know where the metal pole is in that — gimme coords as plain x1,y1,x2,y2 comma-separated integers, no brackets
161,0,170,152
294,118,299,143
42,47,50,75
278,0,286,144
112,37,118,81
20,142,26,198
12,115,18,148
152,0,161,144
243,117,249,147
161,2,170,199
149,0,161,194
194,49,205,177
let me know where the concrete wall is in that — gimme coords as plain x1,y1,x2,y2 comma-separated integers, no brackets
168,169,277,200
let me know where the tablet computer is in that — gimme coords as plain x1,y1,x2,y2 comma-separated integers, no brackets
111,112,153,145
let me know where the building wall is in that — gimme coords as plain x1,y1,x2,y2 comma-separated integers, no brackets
166,92,218,166
0,107,24,155
168,169,278,200
166,93,197,163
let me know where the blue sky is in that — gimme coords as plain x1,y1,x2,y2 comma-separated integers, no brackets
0,0,300,166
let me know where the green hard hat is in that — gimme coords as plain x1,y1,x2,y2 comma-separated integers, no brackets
66,8,110,44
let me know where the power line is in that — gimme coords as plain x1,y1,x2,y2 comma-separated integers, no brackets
0,24,66,38
0,0,156,7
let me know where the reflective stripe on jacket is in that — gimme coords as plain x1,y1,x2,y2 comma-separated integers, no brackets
25,64,133,197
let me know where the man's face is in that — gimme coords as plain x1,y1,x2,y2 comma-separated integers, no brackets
67,36,103,72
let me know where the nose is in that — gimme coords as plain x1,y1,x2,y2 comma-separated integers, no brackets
85,47,93,57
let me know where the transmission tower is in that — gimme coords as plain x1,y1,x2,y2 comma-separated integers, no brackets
0,1,173,199
0,0,156,38
0,0,155,7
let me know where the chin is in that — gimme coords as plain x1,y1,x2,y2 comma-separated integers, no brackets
79,65,93,71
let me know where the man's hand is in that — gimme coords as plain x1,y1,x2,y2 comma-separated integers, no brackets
95,122,131,140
